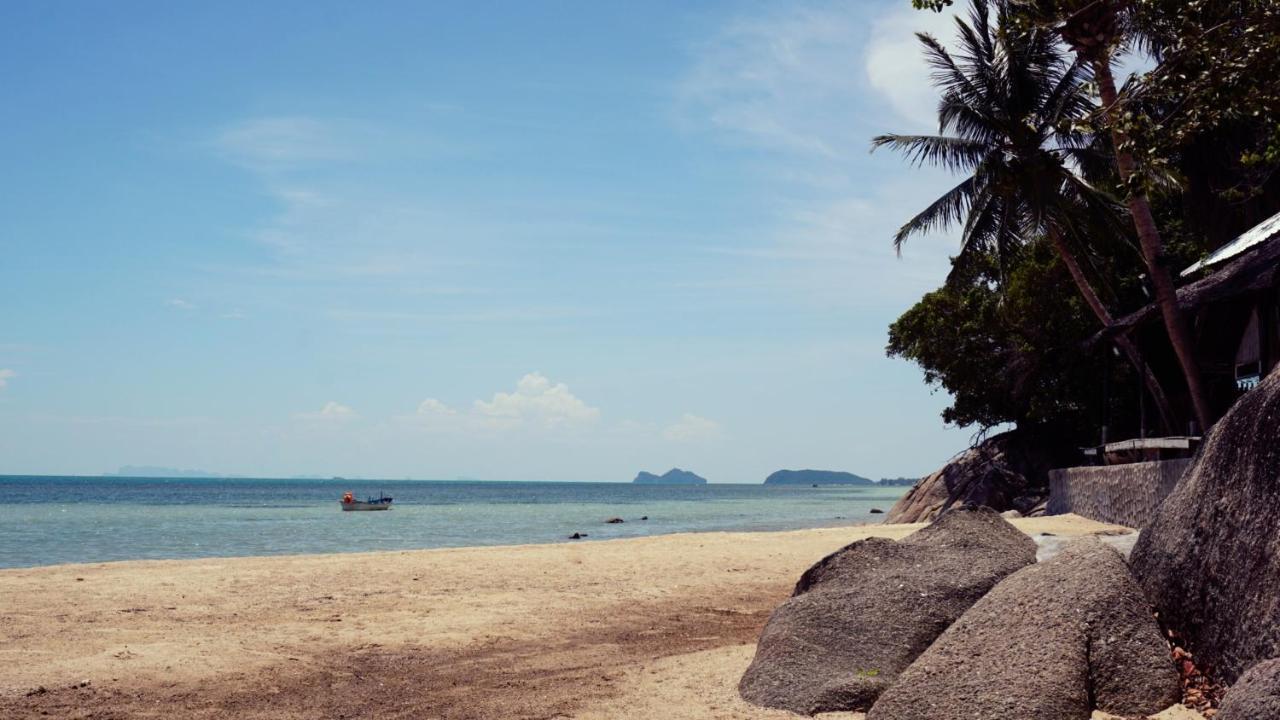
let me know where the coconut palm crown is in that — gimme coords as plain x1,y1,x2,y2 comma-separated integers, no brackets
874,0,1180,431
872,0,1123,281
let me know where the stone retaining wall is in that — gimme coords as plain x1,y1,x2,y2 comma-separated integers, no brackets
1047,459,1192,529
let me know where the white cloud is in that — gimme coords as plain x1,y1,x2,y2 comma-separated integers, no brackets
295,401,357,421
206,115,600,331
166,298,196,310
678,3,869,157
415,398,457,417
215,116,349,172
0,369,14,390
678,2,956,151
677,2,963,308
662,413,723,442
774,189,955,303
865,4,960,130
473,372,600,429
394,397,461,430
395,375,601,433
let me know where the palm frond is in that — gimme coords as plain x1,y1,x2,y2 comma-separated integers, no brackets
937,96,1000,143
916,32,989,121
871,134,990,173
891,176,980,253
1053,145,1115,186
877,0,1119,290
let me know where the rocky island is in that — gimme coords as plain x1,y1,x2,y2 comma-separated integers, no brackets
632,468,707,485
764,469,873,486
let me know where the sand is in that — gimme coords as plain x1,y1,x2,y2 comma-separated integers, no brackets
0,515,1195,719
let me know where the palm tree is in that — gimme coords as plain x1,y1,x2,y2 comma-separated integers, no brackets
873,0,1177,431
1013,0,1213,431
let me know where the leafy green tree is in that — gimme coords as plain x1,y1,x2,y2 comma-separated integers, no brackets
1005,0,1214,430
873,0,1176,430
888,245,1142,439
1125,1,1280,246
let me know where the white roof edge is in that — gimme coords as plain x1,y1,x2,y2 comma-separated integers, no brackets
1181,209,1280,277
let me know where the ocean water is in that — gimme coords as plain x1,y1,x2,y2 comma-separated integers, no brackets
0,476,907,569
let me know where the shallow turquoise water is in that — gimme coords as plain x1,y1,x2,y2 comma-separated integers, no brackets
0,476,906,568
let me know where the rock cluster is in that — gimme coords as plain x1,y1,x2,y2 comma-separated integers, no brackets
1131,370,1280,683
884,429,1072,524
738,507,1036,714
867,539,1179,720
1219,659,1280,720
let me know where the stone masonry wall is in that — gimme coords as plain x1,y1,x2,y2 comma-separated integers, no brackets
1047,459,1192,529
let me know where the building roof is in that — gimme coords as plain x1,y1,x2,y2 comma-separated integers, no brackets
1081,436,1201,457
1096,227,1280,340
1181,209,1280,277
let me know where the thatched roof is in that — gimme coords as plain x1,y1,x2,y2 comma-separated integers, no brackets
1098,232,1280,339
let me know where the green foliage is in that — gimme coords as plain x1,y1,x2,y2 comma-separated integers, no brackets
881,0,1141,439
887,247,1136,439
995,0,1280,206
1123,1,1280,204
885,0,1280,437
873,0,1122,279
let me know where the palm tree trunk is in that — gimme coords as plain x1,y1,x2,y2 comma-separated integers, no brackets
1047,227,1176,433
1093,56,1214,433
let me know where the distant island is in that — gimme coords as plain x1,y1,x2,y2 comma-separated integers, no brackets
633,468,708,485
878,476,920,487
107,465,228,478
764,469,874,486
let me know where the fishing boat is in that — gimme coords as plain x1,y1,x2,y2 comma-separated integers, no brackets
340,491,393,511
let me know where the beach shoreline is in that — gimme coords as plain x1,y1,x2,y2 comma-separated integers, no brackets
0,515,1139,719
0,475,909,569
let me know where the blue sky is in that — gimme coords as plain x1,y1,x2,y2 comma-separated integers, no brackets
0,1,977,481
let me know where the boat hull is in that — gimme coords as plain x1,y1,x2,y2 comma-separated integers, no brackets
340,501,392,511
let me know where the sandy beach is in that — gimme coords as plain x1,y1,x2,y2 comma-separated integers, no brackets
1,515,1160,719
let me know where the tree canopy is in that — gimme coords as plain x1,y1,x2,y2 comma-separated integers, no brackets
887,0,1280,439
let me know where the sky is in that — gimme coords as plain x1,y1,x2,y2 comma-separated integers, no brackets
0,0,978,482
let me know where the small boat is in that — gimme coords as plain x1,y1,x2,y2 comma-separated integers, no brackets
340,491,393,511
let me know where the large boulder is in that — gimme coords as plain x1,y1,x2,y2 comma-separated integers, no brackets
1219,659,1280,720
1130,371,1280,683
738,507,1037,714
885,429,1073,524
867,538,1179,720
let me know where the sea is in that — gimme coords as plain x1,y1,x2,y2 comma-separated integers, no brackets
0,476,908,569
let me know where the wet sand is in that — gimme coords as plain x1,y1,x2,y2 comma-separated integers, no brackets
0,515,1172,719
